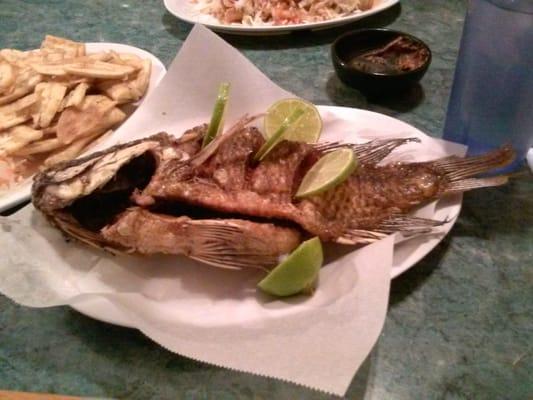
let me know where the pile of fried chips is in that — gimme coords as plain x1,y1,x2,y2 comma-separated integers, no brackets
0,35,151,189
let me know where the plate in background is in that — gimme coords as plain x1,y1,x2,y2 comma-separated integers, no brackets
164,0,400,35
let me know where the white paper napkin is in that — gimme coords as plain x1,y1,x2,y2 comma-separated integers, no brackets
0,25,462,396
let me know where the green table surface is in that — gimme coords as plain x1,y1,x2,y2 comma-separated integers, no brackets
1,1,531,399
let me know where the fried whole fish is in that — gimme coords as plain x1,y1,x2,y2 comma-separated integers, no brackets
32,117,514,269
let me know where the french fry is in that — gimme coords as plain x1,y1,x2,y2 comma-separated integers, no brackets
0,125,43,155
60,82,89,110
13,137,64,156
44,129,110,167
64,61,136,79
33,82,68,128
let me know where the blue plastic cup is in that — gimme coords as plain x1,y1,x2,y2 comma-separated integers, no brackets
443,0,533,171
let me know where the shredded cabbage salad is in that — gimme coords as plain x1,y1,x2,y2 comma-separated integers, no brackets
192,0,375,25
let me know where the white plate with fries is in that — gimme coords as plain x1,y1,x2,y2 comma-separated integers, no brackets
0,36,166,213
164,0,399,35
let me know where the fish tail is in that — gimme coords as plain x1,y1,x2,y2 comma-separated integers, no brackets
433,145,515,182
444,176,509,193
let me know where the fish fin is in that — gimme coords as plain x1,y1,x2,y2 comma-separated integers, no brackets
336,229,388,245
186,220,278,270
432,145,515,181
52,214,125,255
338,214,449,244
374,214,449,235
191,114,262,167
444,175,509,194
354,137,421,165
314,137,420,165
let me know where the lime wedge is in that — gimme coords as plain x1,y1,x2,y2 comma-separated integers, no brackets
254,108,304,162
202,82,230,148
264,98,322,143
295,148,357,198
258,237,323,297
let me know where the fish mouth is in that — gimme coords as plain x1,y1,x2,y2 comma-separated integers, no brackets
65,150,157,232
65,150,299,233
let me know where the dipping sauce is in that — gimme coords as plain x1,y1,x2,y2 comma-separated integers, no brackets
348,36,430,74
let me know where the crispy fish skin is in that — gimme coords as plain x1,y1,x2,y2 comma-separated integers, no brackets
32,127,304,269
32,119,514,268
140,126,514,241
101,207,301,268
32,127,204,214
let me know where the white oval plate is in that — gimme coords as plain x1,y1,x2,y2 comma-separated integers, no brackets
0,42,167,213
71,105,463,327
164,0,399,35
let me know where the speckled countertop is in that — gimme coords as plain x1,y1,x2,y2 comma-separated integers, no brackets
0,1,531,399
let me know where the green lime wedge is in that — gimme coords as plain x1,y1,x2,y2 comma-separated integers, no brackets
202,82,230,148
295,148,358,198
264,98,322,143
258,237,323,297
254,108,304,162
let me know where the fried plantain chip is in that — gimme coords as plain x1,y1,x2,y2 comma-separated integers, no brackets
0,48,66,68
84,51,113,62
31,63,67,76
41,35,85,58
60,82,89,110
0,113,31,131
42,124,57,135
44,129,111,167
0,62,15,94
100,59,151,104
56,95,125,144
0,35,151,187
63,60,136,79
0,93,37,115
33,82,68,128
0,67,42,106
12,137,64,156
0,125,43,156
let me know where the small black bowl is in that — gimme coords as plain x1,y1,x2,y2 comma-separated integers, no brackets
331,28,432,95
